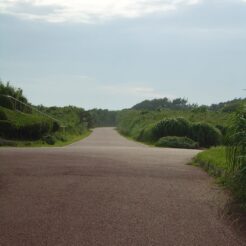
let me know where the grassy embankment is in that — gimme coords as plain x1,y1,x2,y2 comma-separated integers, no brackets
0,106,91,147
194,108,246,211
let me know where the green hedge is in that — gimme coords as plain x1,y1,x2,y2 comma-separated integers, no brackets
190,123,221,148
0,95,14,110
156,136,199,149
151,118,221,148
0,119,58,140
152,117,191,140
0,110,7,120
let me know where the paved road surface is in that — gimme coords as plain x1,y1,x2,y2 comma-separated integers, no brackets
0,128,245,246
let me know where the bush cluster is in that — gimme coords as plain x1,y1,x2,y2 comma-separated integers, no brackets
156,136,199,149
0,119,59,140
226,107,246,204
0,81,31,113
0,110,7,120
42,135,56,145
0,95,14,110
149,118,221,148
152,117,191,140
190,123,221,148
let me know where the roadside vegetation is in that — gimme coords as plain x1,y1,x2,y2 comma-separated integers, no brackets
88,109,118,127
117,109,228,148
0,81,92,146
194,106,246,211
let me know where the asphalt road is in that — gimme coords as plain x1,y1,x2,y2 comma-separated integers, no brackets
0,127,245,246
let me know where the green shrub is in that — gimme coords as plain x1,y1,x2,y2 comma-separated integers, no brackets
42,135,56,145
0,120,14,138
0,110,7,120
52,121,60,132
152,117,191,140
0,81,31,113
190,123,221,148
137,124,155,142
156,136,199,149
54,132,67,142
226,107,246,204
0,95,14,110
0,119,54,140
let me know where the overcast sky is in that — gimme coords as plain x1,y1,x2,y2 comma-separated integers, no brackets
0,0,246,109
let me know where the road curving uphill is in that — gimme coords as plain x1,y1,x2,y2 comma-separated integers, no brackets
0,127,245,245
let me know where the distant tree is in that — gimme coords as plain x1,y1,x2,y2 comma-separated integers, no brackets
0,80,31,113
132,97,192,110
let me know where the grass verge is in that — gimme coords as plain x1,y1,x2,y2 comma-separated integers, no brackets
193,146,227,176
193,146,246,215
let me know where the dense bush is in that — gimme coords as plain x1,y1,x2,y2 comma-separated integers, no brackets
226,107,246,204
0,118,59,140
156,136,199,149
0,120,13,136
152,118,222,148
137,124,155,142
190,123,222,148
0,95,14,110
117,109,224,148
152,117,191,140
0,81,31,113
0,110,7,120
42,135,56,145
52,121,60,132
89,109,117,127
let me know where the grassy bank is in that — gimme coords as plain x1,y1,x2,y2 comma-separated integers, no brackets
0,130,91,147
194,147,227,176
194,146,246,211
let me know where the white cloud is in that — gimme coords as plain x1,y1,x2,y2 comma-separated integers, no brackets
100,85,175,99
0,0,201,23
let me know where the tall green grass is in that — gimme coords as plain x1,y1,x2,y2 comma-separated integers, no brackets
225,106,246,205
194,105,246,209
0,106,57,140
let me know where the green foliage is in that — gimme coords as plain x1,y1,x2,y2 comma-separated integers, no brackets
132,97,193,110
117,110,224,148
194,147,227,176
132,96,246,112
0,81,31,113
156,136,198,149
89,109,118,127
42,135,56,145
195,105,246,208
152,117,191,140
0,106,58,140
36,105,90,135
190,123,222,148
0,110,7,120
225,106,246,204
